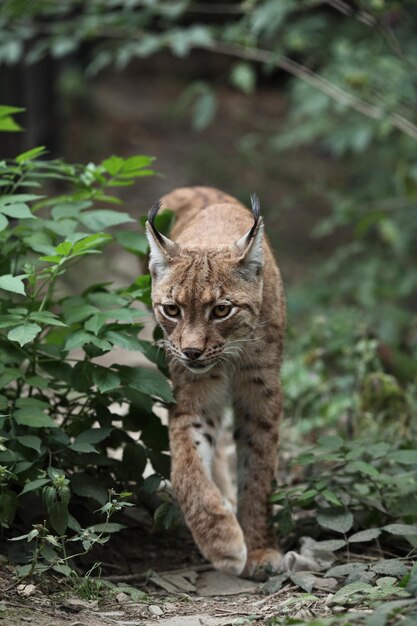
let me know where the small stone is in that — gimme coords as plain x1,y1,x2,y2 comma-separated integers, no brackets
148,604,164,616
116,592,130,604
17,584,36,597
61,598,92,612
163,602,177,611
21,618,32,623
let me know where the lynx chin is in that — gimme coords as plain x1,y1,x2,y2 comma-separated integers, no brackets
146,186,286,580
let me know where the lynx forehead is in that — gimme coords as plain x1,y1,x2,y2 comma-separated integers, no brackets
145,186,285,580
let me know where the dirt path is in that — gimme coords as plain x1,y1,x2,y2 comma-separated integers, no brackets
0,566,327,626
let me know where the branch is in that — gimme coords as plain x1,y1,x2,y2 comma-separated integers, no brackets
204,41,417,142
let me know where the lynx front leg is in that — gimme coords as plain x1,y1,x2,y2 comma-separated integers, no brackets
234,370,282,580
169,378,246,575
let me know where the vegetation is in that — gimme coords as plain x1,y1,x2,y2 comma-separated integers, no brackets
0,117,175,576
0,1,416,624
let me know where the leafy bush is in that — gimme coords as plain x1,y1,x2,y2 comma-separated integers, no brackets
278,310,416,540
0,117,173,575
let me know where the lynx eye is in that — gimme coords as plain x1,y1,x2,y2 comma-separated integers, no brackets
212,304,232,319
162,304,180,318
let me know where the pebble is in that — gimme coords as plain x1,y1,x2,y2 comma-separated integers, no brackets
61,598,95,612
116,592,131,604
17,584,36,597
148,604,164,616
98,611,125,617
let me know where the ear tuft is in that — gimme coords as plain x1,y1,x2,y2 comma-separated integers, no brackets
145,199,179,281
234,193,265,280
249,193,260,231
148,200,164,244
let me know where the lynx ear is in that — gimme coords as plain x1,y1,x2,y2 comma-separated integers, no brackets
145,200,179,279
234,193,264,279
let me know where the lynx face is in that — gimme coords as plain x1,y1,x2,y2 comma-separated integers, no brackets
146,198,265,374
150,249,263,373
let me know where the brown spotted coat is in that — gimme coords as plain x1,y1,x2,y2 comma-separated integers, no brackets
145,186,286,579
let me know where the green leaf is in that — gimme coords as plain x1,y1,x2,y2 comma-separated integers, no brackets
69,442,98,454
348,528,381,543
48,501,68,535
115,230,148,256
0,214,8,231
290,571,316,593
15,146,47,163
143,474,161,494
0,194,42,206
346,460,380,477
330,581,374,604
101,155,124,176
322,489,342,506
72,233,112,255
387,450,417,465
0,202,33,218
0,314,23,328
8,323,41,346
317,508,354,534
318,435,344,449
383,524,417,536
20,478,50,495
63,303,99,324
371,560,408,577
230,62,256,94
105,330,143,351
118,366,174,403
64,330,95,351
0,274,27,295
326,562,369,578
16,397,49,409
73,428,112,445
0,105,24,131
71,474,108,505
14,407,56,428
79,210,134,231
16,435,43,454
93,367,121,393
87,522,126,533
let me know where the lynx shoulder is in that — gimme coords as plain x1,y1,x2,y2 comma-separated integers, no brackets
146,186,285,580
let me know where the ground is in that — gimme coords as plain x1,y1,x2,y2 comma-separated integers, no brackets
0,522,351,626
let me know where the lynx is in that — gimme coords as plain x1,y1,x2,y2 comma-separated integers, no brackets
145,186,286,580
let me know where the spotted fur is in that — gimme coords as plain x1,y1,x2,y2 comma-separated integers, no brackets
146,186,286,580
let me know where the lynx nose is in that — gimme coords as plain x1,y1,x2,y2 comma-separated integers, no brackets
183,348,203,361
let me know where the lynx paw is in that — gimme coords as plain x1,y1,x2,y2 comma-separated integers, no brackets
195,508,247,575
243,548,283,581
211,539,247,576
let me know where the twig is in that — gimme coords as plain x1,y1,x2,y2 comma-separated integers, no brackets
253,584,298,605
202,41,417,142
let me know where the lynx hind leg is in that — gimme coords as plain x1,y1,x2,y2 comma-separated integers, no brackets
169,407,246,575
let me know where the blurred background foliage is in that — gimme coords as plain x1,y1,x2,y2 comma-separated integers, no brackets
0,0,416,586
